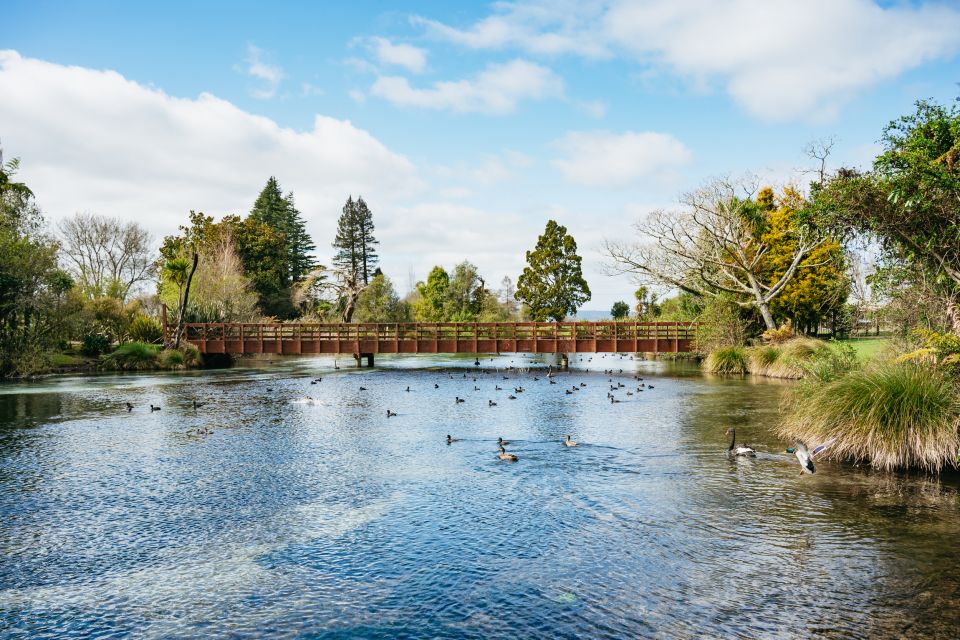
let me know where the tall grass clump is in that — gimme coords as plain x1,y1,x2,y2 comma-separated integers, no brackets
128,315,163,344
704,346,748,374
159,348,185,369
748,346,781,377
102,342,161,371
761,337,832,379
778,362,960,472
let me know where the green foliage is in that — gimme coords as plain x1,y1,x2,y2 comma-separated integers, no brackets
779,362,960,472
128,315,163,344
610,300,630,319
81,333,111,357
353,273,411,323
633,286,660,319
0,149,77,376
249,177,318,285
102,341,161,371
333,195,378,286
515,220,591,321
693,295,747,352
159,348,184,369
704,346,748,374
414,266,450,322
816,99,960,300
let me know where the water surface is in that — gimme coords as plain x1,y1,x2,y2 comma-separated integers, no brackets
1,354,958,639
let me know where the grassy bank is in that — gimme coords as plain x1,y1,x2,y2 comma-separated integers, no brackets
703,337,853,380
778,362,959,472
99,342,202,371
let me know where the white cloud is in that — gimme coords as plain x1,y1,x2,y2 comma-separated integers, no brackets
370,58,563,114
368,37,428,73
412,1,611,58
0,50,422,252
242,44,284,99
553,130,693,187
417,0,960,121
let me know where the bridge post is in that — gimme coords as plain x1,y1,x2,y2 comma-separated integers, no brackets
353,352,374,367
560,353,569,369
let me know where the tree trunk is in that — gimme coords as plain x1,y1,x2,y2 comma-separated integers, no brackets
758,302,776,331
947,300,960,335
173,252,199,348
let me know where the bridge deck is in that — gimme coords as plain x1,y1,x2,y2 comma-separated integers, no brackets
178,321,698,355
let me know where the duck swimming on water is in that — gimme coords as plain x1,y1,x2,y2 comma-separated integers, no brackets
498,445,518,461
726,428,756,457
563,435,578,447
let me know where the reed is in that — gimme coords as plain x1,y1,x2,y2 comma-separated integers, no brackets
704,346,749,374
778,362,960,472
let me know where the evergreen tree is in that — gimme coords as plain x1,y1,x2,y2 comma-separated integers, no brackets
611,301,630,319
515,220,591,321
332,195,379,286
249,177,318,286
354,197,379,285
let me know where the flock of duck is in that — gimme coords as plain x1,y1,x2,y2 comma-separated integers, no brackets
127,351,834,473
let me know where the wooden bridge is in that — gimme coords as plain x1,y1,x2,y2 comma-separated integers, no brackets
174,321,698,365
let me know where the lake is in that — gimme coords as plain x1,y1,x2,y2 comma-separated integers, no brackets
1,354,958,639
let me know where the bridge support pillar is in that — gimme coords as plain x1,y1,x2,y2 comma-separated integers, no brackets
354,352,374,367
560,353,569,370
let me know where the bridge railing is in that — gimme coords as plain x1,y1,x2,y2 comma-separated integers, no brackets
179,320,699,354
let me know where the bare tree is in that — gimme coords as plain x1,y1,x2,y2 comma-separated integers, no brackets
58,213,154,300
604,176,829,330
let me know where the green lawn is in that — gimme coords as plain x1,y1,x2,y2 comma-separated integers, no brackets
838,337,890,361
49,353,93,367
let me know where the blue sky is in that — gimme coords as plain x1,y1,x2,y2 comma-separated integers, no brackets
4,0,960,309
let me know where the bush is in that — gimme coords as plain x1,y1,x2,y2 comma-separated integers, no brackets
128,315,163,344
159,343,202,370
761,319,794,344
748,346,781,376
704,346,748,374
778,362,960,472
159,348,185,369
102,342,160,370
81,333,111,356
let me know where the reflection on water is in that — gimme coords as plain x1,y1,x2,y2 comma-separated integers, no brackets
1,354,958,639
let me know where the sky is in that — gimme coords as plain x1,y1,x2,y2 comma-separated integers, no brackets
3,0,960,310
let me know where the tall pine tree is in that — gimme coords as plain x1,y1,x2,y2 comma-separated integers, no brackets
333,195,379,286
515,220,591,321
249,177,318,286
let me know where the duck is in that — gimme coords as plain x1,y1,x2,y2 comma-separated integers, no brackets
566,389,573,395
725,428,756,457
359,386,367,391
435,383,440,389
489,400,497,407
507,394,517,400
549,379,557,385
610,397,621,403
498,445,519,462
789,439,835,475
474,386,480,391
455,396,465,403
495,385,503,390
192,400,204,409
563,435,578,447
150,404,161,412
447,434,458,444
406,386,411,392
386,409,397,418
498,437,511,446
580,382,586,387
125,402,134,412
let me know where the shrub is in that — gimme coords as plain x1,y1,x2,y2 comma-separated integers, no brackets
778,362,960,472
102,341,160,370
128,315,163,344
704,346,748,374
159,348,185,369
180,343,202,367
81,333,111,356
761,319,794,344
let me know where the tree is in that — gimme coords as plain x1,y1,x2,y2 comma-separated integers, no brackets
633,286,660,319
353,273,410,323
58,212,153,301
414,266,450,322
815,99,960,331
333,195,379,287
610,300,630,319
249,177,318,285
605,177,830,330
515,220,591,321
0,148,77,375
